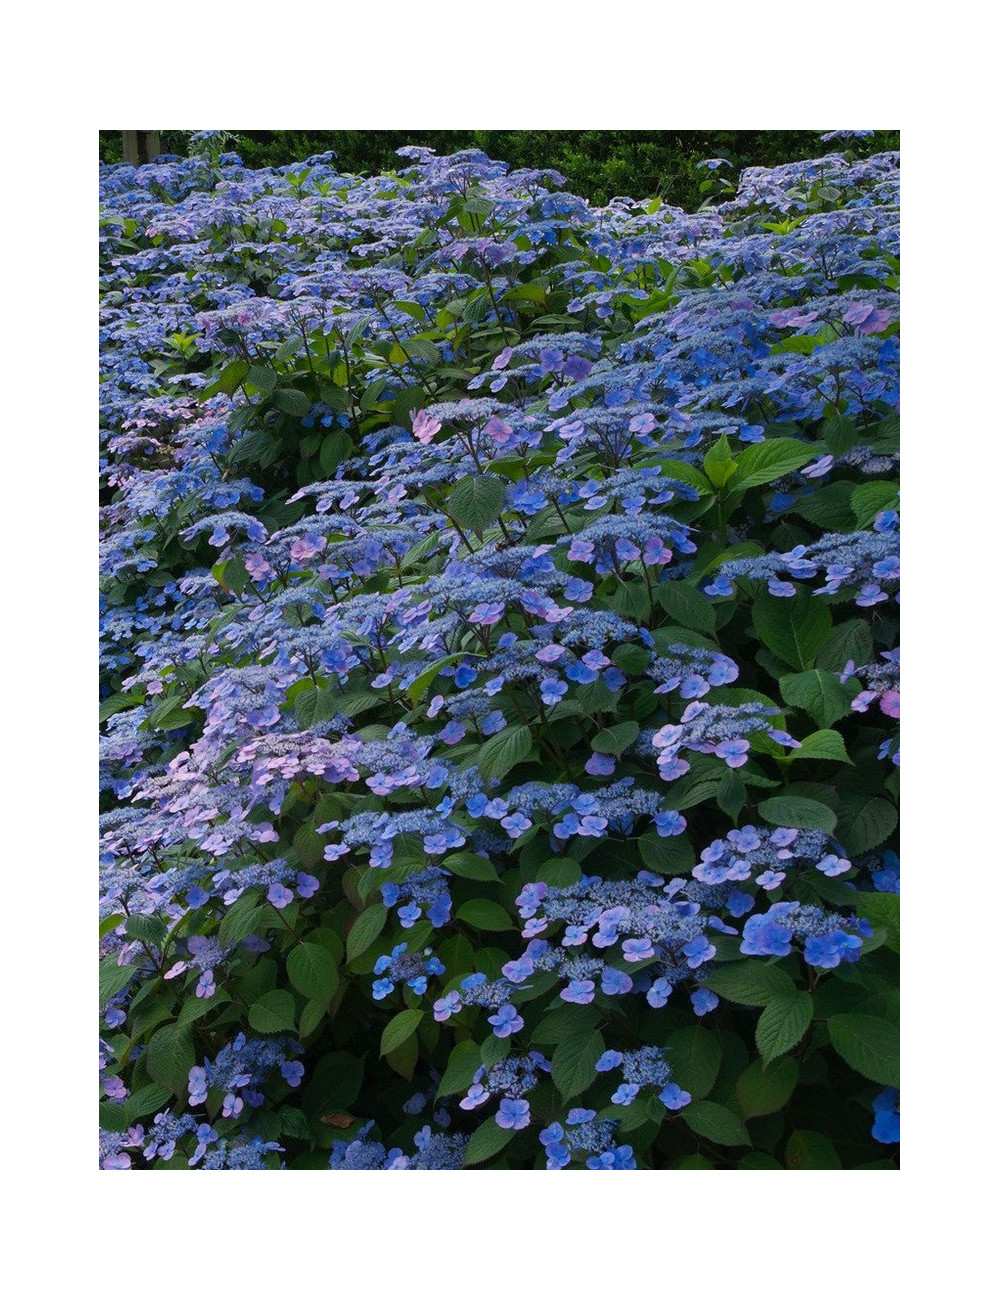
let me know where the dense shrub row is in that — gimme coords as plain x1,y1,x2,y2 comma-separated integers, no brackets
99,130,899,1170
98,128,901,209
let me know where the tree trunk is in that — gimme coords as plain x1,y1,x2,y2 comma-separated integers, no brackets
123,132,162,165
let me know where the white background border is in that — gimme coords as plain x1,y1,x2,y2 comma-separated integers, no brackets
4,1,993,1293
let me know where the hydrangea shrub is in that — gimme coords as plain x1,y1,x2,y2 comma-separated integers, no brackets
99,130,899,1171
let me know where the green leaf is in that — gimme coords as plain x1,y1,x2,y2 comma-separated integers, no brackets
757,795,837,833
785,1129,842,1169
735,1057,799,1119
753,594,832,670
447,474,505,533
480,1034,511,1069
827,1014,899,1086
811,875,862,907
299,997,329,1038
99,912,125,938
123,914,167,944
704,960,796,1007
292,822,324,869
391,384,427,428
380,1009,424,1057
867,411,900,450
400,531,443,570
462,293,491,323
730,438,815,490
478,724,532,782
788,729,852,764
703,432,736,488
404,337,440,365
319,430,353,475
610,579,650,622
665,1025,722,1100
682,1101,750,1146
755,992,813,1064
278,1107,312,1140
99,959,135,1006
345,903,387,963
214,357,248,396
772,332,825,355
455,899,514,931
273,338,301,363
442,851,498,883
273,387,311,417
835,795,898,855
504,281,548,306
99,692,139,723
337,690,382,718
863,989,901,1023
488,450,555,479
707,685,783,711
779,669,859,728
854,891,900,951
386,1036,420,1081
716,768,747,821
645,457,712,494
146,1023,195,1096
99,1101,126,1131
534,857,584,887
657,581,716,632
212,556,251,596
245,364,277,393
789,482,858,531
663,771,723,812
592,720,639,755
821,412,859,455
147,694,195,732
219,896,269,946
302,1051,364,1118
601,1093,657,1134
287,943,339,1002
249,989,297,1034
463,1118,516,1167
551,1028,606,1101
530,1002,603,1046
851,481,899,528
638,833,695,875
124,1083,173,1124
176,990,228,1026
816,619,874,673
436,1041,483,1097
229,426,277,468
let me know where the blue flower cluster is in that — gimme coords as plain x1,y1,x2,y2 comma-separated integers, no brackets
329,1122,469,1170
